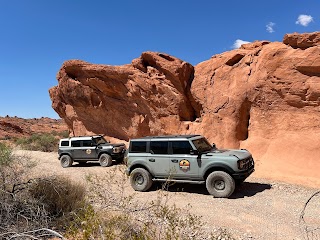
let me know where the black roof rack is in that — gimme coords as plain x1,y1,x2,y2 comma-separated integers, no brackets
136,134,201,139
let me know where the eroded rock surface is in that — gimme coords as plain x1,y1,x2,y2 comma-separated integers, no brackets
49,52,195,141
49,32,320,187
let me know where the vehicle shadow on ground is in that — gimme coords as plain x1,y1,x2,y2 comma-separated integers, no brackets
151,182,210,195
230,182,272,198
71,162,122,168
150,181,272,198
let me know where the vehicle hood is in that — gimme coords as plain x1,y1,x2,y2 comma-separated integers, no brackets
204,149,251,159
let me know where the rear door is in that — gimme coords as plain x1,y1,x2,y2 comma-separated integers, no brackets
81,140,98,159
71,139,97,160
169,140,199,179
147,140,170,178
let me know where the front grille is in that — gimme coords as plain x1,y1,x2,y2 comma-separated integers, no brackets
243,157,254,170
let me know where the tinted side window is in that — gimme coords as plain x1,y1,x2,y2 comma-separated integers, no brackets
150,141,168,154
130,141,147,153
82,140,93,147
61,141,69,147
71,140,81,147
172,141,192,154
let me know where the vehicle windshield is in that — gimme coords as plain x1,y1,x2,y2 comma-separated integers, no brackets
92,136,108,145
192,137,213,153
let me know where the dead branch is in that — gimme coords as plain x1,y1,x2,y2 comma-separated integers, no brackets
300,190,320,239
1,228,65,240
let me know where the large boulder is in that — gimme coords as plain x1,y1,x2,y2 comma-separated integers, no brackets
49,32,320,187
49,52,194,141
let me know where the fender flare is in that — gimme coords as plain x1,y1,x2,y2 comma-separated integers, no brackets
202,163,235,179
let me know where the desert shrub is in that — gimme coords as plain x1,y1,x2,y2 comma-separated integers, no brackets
64,167,235,240
0,144,87,239
51,130,69,138
0,143,49,234
29,176,86,217
0,143,35,193
16,133,58,152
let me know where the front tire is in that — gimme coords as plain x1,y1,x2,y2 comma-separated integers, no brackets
60,155,73,168
99,153,113,167
206,171,235,198
130,168,153,192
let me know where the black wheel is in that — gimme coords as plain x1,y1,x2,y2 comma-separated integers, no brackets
206,171,235,198
130,168,153,192
60,155,73,168
99,153,112,167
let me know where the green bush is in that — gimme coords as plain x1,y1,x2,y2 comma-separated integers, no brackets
0,142,12,166
51,130,69,138
16,133,58,152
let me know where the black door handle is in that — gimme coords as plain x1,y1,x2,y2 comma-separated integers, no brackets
149,158,155,162
171,159,178,163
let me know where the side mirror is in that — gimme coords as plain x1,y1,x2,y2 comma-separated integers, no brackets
212,143,217,149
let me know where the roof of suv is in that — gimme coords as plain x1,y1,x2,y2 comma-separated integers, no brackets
131,135,201,140
60,135,103,141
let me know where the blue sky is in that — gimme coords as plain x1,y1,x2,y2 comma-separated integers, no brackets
0,0,319,119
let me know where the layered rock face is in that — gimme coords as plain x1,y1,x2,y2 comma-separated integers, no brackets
191,32,320,187
49,52,195,141
50,32,320,187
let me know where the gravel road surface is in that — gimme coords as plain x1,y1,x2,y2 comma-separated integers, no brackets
17,150,320,240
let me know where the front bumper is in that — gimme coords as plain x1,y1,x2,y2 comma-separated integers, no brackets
111,148,126,159
232,165,255,180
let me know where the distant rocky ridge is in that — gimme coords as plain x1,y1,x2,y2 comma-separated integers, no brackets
49,32,320,187
0,116,68,140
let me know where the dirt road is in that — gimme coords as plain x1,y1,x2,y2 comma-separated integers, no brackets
18,150,320,240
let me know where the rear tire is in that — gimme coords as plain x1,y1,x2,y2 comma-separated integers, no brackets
206,171,235,198
60,155,73,168
99,153,112,167
130,168,153,191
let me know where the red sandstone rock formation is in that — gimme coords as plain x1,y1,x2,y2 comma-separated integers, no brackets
49,32,320,187
49,52,195,141
0,116,68,139
190,32,320,187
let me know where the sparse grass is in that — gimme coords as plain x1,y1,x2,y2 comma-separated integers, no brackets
63,167,235,240
0,144,235,239
15,133,59,152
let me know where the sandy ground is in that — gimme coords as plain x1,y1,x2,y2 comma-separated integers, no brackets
17,150,320,240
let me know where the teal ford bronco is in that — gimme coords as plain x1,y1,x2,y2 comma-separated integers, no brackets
125,135,254,198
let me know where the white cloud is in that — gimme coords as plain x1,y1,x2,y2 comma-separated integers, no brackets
296,14,313,26
266,22,275,33
232,39,250,49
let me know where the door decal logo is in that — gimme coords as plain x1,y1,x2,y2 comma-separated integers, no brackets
86,149,91,154
179,159,190,172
